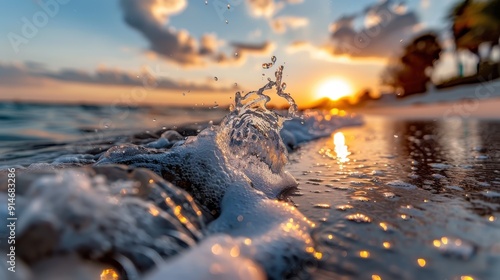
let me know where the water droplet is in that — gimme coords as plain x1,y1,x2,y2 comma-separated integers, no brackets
371,170,385,176
214,76,218,81
346,213,372,223
379,222,394,232
281,82,286,90
225,20,228,24
271,56,277,63
234,52,238,57
359,250,370,258
262,63,270,69
227,4,230,9
182,92,186,96
387,180,417,189
432,237,475,260
204,0,208,5
352,196,370,202
336,204,353,211
432,173,446,180
400,214,411,220
383,192,397,198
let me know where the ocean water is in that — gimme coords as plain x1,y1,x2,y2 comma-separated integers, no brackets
0,102,228,167
289,117,500,279
1,68,500,280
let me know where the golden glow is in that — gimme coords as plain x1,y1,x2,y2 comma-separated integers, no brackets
382,242,391,249
314,252,323,260
359,250,370,258
379,222,388,231
230,246,240,258
316,78,353,100
417,258,426,267
433,240,441,248
101,269,119,280
211,244,222,255
148,206,160,217
372,275,382,280
461,276,474,280
433,237,452,248
489,216,495,222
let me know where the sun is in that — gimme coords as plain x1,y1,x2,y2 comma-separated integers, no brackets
316,79,353,101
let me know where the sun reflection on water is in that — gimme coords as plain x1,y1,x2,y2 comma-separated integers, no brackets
333,132,350,164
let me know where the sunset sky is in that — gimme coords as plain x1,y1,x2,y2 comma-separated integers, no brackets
0,0,472,107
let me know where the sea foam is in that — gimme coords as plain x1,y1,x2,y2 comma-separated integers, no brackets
2,64,361,279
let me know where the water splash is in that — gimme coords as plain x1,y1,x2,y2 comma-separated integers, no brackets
4,61,364,279
218,64,297,174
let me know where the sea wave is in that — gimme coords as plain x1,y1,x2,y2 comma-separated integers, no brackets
0,65,362,280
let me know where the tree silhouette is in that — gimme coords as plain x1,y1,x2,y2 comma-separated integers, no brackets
449,0,500,73
381,33,442,97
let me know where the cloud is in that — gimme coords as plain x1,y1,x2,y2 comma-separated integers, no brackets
232,41,275,55
0,62,50,86
214,41,275,66
0,62,231,92
270,16,308,34
421,0,430,9
327,0,419,60
246,0,304,18
288,0,419,63
119,0,273,67
286,41,387,65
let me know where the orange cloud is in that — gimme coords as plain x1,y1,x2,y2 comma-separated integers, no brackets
270,16,308,34
120,0,274,67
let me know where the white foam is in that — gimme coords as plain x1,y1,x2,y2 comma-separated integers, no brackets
8,65,362,279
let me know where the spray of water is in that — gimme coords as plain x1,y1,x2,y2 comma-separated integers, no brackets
218,64,297,174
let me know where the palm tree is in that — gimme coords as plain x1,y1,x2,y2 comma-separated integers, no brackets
381,33,442,97
449,0,500,74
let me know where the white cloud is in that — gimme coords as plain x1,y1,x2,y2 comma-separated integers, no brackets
120,0,274,67
245,0,303,18
270,16,308,34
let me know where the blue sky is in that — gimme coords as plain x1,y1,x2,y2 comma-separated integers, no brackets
0,0,461,106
